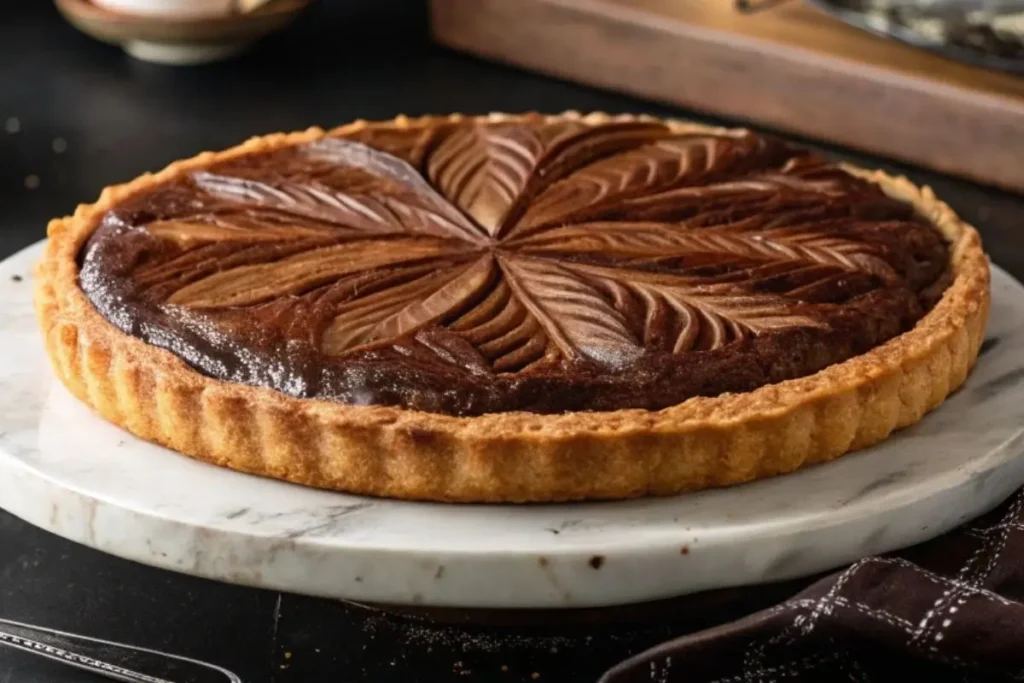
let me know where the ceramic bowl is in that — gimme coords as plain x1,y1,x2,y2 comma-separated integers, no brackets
55,0,310,65
90,0,237,18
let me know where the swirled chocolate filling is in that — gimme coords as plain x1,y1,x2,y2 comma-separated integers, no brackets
78,117,949,416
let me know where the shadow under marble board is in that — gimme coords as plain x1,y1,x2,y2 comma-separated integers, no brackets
2,241,1024,610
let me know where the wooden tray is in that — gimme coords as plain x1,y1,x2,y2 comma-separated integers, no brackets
430,0,1024,193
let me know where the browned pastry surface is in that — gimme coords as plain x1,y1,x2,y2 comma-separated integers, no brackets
35,113,990,502
75,114,948,416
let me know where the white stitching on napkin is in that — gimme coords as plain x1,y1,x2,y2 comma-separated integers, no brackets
912,493,1023,649
718,489,1024,683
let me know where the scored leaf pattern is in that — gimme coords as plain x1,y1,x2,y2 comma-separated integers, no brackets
426,122,578,235
119,121,934,376
321,255,496,355
499,255,642,368
513,133,797,231
513,223,899,285
565,261,828,353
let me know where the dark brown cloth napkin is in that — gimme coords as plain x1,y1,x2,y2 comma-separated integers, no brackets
601,489,1024,683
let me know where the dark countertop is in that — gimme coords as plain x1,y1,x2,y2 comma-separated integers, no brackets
3,3,1023,682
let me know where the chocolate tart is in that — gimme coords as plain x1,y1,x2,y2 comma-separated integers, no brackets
34,112,990,502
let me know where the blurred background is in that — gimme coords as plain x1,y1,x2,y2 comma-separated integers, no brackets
5,0,1024,273
3,0,428,243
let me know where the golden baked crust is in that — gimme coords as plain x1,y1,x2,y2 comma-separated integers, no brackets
34,112,991,502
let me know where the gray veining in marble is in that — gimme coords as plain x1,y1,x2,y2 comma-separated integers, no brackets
2,242,1024,608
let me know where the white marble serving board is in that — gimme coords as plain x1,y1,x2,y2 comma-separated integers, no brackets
3,241,1024,609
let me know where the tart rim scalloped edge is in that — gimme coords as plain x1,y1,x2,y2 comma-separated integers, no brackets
33,112,991,503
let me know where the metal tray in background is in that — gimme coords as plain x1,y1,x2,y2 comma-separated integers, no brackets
739,0,1024,74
